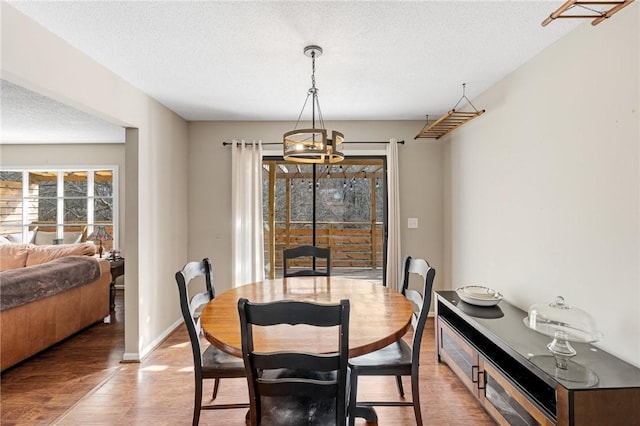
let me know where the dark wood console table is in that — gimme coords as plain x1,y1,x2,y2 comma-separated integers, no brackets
108,258,124,311
435,291,640,426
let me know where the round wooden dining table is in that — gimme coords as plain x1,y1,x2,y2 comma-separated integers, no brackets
200,276,413,358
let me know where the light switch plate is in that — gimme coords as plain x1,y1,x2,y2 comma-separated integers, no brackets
408,218,418,228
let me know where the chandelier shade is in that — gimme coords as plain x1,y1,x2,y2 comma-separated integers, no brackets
283,45,344,164
283,129,344,164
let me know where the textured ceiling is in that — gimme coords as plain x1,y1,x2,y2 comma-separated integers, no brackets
1,80,125,144
3,1,589,142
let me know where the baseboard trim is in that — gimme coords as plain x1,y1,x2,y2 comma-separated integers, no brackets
121,352,141,363
121,318,183,363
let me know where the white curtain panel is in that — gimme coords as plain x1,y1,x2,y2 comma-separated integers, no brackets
386,138,402,291
231,139,265,287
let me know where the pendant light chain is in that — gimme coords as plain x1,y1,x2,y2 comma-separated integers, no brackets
309,50,325,131
311,50,316,91
311,50,316,130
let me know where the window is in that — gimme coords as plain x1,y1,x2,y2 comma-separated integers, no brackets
0,168,117,248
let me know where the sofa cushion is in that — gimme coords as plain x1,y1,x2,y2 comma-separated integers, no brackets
33,230,85,245
26,243,97,267
0,243,32,271
34,231,58,245
3,231,36,244
63,231,84,244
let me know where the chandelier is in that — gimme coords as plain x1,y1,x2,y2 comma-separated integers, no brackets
283,45,344,164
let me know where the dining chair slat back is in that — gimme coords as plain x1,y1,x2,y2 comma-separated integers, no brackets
347,256,435,426
403,257,434,354
175,258,248,426
283,245,331,277
238,298,350,426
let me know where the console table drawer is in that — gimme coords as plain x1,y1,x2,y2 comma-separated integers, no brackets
480,359,555,426
439,319,479,394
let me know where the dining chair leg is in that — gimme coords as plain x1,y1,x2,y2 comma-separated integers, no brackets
348,370,359,426
411,369,423,426
212,378,220,399
395,375,405,397
193,376,202,426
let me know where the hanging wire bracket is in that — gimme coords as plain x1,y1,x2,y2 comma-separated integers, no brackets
452,83,482,113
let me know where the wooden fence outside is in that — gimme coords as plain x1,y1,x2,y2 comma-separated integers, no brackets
0,181,36,233
266,221,384,270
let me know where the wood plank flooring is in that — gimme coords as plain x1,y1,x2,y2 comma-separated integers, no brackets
1,290,495,425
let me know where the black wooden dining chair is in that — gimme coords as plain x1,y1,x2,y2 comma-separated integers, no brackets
347,256,435,426
282,245,331,277
238,298,350,426
175,258,248,426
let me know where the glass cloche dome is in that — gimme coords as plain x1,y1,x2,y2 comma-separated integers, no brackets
524,296,603,343
524,296,603,385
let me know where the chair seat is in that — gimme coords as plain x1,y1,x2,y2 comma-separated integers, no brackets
348,340,412,374
201,344,246,378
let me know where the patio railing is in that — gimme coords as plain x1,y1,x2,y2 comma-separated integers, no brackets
265,221,384,271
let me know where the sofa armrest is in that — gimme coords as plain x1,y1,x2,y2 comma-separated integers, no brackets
97,258,111,275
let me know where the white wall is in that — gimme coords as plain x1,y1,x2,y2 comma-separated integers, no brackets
445,6,639,365
1,3,189,360
188,120,445,297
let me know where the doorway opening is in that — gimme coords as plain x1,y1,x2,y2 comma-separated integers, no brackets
262,157,387,283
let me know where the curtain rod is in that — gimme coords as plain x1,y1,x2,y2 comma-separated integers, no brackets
222,140,404,146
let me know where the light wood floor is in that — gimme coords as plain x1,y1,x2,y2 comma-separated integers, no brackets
1,290,495,425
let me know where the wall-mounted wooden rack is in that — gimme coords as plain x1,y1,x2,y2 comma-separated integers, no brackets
415,84,486,140
542,0,635,27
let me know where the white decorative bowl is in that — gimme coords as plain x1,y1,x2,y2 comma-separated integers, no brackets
456,286,503,307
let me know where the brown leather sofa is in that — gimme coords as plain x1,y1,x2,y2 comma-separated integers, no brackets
0,243,111,371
